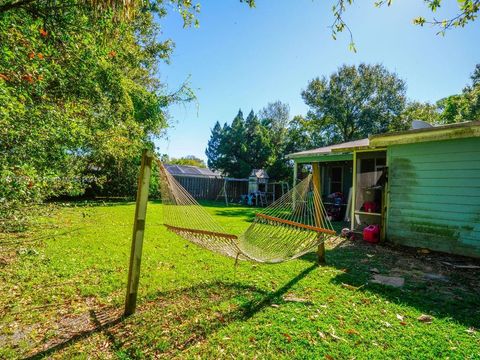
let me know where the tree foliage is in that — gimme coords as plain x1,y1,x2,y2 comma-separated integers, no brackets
302,63,407,143
208,63,480,183
332,0,479,49
205,102,314,181
168,155,206,168
206,109,274,179
0,0,195,229
436,64,480,124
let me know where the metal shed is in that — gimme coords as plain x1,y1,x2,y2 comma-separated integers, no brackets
164,164,223,200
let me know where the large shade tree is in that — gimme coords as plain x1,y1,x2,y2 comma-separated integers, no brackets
301,63,407,144
0,0,196,229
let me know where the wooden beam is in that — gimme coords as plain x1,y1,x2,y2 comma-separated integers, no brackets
312,162,326,264
124,150,153,316
292,161,298,188
165,224,238,240
256,213,336,235
288,153,353,164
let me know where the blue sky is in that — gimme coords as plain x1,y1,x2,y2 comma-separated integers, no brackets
155,0,479,161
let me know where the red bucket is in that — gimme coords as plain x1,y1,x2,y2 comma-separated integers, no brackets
363,224,380,243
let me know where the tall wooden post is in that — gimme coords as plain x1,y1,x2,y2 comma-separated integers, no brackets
292,161,298,189
312,162,326,265
125,150,153,316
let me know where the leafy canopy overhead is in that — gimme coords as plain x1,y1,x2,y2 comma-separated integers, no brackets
0,0,197,228
330,0,479,50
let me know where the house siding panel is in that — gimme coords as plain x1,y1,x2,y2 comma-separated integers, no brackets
387,137,480,258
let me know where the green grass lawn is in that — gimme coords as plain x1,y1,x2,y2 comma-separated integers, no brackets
0,201,479,359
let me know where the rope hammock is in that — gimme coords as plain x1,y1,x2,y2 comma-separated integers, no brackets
157,160,337,263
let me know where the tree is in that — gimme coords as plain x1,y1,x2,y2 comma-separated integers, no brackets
258,102,290,179
205,109,274,179
259,101,290,135
222,110,251,178
471,64,480,87
394,101,440,130
245,110,273,170
284,115,325,153
0,0,195,228
301,63,407,144
205,121,223,169
169,155,206,168
437,63,480,123
330,0,479,50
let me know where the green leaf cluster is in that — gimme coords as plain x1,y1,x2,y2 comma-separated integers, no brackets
0,1,195,230
302,63,407,143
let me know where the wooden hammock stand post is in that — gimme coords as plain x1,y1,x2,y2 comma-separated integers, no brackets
125,150,153,316
312,162,326,265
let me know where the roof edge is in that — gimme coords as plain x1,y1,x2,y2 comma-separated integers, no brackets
370,120,480,147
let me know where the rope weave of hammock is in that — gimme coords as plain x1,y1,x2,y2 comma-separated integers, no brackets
157,160,336,263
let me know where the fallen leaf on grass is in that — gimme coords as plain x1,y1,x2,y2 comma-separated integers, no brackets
283,294,311,304
466,327,476,334
399,321,407,326
283,333,292,342
325,355,334,360
341,283,362,291
417,314,433,323
346,329,360,335
329,327,345,342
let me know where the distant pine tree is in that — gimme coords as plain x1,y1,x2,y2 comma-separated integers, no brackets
205,121,223,170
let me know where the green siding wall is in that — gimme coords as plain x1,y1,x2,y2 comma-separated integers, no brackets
387,137,480,258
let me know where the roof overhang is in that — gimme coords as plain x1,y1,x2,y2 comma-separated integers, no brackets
369,121,480,147
291,153,353,164
286,138,368,163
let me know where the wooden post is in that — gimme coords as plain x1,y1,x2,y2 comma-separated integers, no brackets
124,150,153,316
292,161,298,188
312,162,325,265
351,151,357,231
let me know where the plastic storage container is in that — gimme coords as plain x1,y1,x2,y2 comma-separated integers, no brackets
363,201,377,213
363,224,380,243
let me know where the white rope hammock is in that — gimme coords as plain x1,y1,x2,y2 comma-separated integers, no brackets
157,160,336,263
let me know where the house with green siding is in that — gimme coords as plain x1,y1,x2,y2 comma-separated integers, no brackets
287,121,480,258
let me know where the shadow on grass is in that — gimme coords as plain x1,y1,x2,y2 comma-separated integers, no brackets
49,200,135,208
25,309,125,360
213,209,257,222
317,239,480,329
25,265,317,359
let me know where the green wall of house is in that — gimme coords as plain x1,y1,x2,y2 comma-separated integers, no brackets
387,137,480,258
